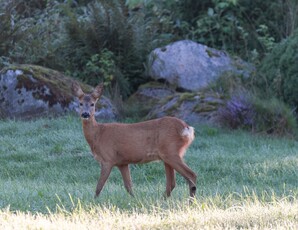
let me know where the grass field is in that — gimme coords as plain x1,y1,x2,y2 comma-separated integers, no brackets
0,116,297,229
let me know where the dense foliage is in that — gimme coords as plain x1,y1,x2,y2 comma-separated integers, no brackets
0,0,297,130
1,0,297,88
257,30,298,109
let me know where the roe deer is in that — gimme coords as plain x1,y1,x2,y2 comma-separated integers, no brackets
72,82,197,199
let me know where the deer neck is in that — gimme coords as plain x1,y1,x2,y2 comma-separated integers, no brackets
81,116,101,150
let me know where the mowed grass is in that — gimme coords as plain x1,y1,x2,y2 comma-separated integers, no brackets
0,116,297,229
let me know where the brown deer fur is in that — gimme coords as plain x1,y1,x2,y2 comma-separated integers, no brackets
72,82,197,199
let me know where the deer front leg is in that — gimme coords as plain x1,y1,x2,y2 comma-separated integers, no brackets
164,162,176,197
94,163,113,198
118,165,134,197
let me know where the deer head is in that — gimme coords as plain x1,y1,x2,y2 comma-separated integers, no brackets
72,82,104,120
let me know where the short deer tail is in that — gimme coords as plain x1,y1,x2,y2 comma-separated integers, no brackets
181,126,195,142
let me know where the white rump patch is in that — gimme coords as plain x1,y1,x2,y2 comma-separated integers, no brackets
181,126,195,141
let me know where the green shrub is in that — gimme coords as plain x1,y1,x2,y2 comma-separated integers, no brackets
257,29,298,109
82,48,130,99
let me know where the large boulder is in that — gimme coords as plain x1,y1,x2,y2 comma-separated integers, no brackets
0,64,118,120
148,40,253,91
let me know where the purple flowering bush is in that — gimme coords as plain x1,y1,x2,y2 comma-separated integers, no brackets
218,91,296,135
218,92,254,129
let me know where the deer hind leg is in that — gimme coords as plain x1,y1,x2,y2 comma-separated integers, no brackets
94,163,113,198
163,156,197,198
164,162,176,197
118,164,134,197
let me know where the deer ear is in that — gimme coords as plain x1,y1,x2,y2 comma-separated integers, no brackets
72,82,84,98
91,83,104,99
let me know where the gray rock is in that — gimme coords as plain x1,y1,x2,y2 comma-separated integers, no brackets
0,64,118,120
127,81,225,124
126,82,175,117
147,91,224,124
148,40,253,91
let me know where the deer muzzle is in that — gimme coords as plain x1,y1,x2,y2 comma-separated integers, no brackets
81,112,90,119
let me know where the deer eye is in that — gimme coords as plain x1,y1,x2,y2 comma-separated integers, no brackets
91,103,95,107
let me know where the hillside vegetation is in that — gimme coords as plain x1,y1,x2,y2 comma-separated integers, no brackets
1,0,298,104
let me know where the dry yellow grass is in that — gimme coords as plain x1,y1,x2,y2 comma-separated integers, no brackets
1,199,297,230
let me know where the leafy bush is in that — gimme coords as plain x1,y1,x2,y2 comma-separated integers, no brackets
82,48,130,99
257,29,298,110
192,0,249,56
83,49,116,87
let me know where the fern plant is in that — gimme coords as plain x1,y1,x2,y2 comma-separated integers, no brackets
62,0,143,96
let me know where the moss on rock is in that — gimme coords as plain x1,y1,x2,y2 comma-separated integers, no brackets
147,89,224,123
0,64,117,119
6,64,81,107
126,81,175,117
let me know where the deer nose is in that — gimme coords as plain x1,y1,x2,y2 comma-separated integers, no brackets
81,112,90,119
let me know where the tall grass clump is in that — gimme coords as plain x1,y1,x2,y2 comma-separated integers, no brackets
252,97,297,135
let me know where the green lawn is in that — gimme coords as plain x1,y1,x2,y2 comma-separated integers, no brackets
0,116,297,229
